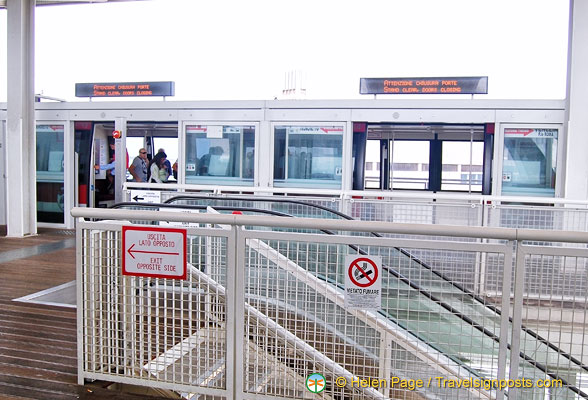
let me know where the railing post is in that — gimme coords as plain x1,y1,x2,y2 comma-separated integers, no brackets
507,240,526,400
340,193,352,217
476,201,488,295
479,198,486,227
496,239,515,400
378,334,392,398
76,219,84,385
231,224,244,399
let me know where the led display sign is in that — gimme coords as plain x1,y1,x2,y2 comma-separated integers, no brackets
360,77,488,95
75,81,175,97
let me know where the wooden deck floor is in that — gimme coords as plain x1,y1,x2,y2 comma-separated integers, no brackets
0,227,175,400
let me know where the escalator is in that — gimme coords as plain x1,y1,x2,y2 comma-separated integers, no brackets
113,197,588,398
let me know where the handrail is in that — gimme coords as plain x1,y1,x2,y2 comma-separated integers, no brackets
71,207,588,243
164,195,349,217
111,202,293,218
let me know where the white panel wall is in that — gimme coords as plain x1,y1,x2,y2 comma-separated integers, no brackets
565,0,588,200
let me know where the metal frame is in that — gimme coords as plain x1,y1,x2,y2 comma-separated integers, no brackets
240,228,504,399
36,120,71,228
72,207,588,399
76,219,235,397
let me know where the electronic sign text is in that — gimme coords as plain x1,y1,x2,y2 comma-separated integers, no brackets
75,81,175,98
360,77,488,95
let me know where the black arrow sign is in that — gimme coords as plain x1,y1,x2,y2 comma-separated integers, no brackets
133,195,144,202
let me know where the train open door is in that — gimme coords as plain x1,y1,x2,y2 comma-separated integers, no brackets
89,121,178,208
90,123,117,207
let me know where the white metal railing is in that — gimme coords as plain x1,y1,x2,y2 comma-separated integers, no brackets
124,183,588,231
73,207,588,400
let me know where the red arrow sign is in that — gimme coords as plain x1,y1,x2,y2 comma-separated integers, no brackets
122,226,187,280
126,243,180,259
505,129,533,136
320,127,343,133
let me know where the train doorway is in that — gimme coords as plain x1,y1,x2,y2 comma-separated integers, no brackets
91,121,178,208
357,124,494,194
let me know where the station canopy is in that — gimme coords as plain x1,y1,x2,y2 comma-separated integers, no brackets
0,0,143,8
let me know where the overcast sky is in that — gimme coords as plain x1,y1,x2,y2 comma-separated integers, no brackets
0,0,571,102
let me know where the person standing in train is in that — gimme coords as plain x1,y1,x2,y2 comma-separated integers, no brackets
128,148,149,182
157,148,172,182
149,151,168,183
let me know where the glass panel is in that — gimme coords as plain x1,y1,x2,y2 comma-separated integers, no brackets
502,128,558,196
391,141,429,189
441,141,484,192
274,126,343,188
126,137,144,161
36,124,65,223
242,130,255,179
185,125,255,185
273,129,287,180
126,137,144,181
364,140,380,189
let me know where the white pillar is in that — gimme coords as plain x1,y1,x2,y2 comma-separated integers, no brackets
114,117,126,204
6,0,36,237
564,0,588,200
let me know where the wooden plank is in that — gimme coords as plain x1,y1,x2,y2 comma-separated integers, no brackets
0,377,79,398
0,382,77,400
0,363,77,384
0,326,75,344
0,392,29,400
0,356,76,376
0,348,76,367
0,303,76,319
0,338,76,358
0,312,76,329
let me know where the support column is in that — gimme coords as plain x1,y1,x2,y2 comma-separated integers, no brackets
6,0,36,237
564,0,588,200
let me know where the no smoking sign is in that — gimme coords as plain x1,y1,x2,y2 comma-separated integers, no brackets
345,255,382,311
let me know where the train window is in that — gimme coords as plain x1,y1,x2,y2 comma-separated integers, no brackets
185,125,255,185
441,141,484,191
391,141,430,190
126,137,144,160
502,128,558,196
126,137,144,180
364,140,381,189
363,124,488,192
36,124,65,223
273,125,343,188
